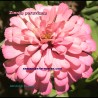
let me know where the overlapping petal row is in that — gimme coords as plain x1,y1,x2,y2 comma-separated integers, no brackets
2,3,96,95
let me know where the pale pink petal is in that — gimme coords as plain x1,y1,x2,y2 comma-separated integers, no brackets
22,29,40,44
65,55,80,66
68,69,82,82
57,3,68,15
15,54,24,66
56,83,69,95
73,37,81,45
81,23,91,34
41,44,48,50
62,21,75,32
6,73,16,81
61,59,70,69
36,58,47,78
86,39,96,51
40,20,46,31
55,14,64,22
51,21,64,32
3,59,19,74
31,50,42,63
48,6,57,24
23,71,36,86
63,9,73,21
2,41,25,59
29,14,41,28
73,64,85,74
79,55,93,66
44,49,53,66
55,71,67,79
40,82,52,95
55,45,67,54
4,27,13,42
27,57,36,68
52,58,61,72
12,27,22,44
26,22,40,37
24,45,39,56
40,9,50,22
10,16,27,29
19,8,34,22
41,71,50,84
68,44,82,54
54,77,68,86
52,53,70,70
17,65,29,79
69,62,79,69
80,42,88,50
32,89,38,94
69,15,79,23
31,79,40,94
35,4,43,10
82,67,93,78
69,24,80,35
77,17,84,25
63,36,74,45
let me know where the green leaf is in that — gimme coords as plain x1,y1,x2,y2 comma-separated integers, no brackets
56,92,69,97
22,1,36,8
47,89,57,97
37,1,48,6
0,40,4,48
81,6,98,15
81,6,98,22
81,2,98,22
47,89,69,97
86,68,98,82
71,84,75,91
22,1,48,8
84,19,98,60
47,1,60,5
86,1,98,7
86,1,93,7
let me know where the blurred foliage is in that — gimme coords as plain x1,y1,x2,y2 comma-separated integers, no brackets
81,1,98,23
0,1,98,97
81,1,98,61
84,19,98,60
86,67,98,82
81,1,98,85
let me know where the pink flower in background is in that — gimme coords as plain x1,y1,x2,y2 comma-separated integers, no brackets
2,3,96,95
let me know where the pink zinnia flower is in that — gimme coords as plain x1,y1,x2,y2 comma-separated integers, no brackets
2,3,96,95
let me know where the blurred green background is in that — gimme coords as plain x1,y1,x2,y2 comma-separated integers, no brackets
0,1,98,97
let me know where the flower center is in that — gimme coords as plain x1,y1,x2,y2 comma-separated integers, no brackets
40,32,53,43
41,33,52,39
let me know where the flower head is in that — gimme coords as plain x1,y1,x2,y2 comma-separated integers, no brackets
2,3,96,95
